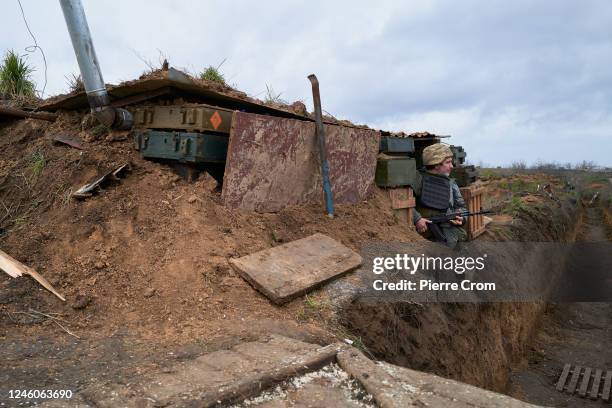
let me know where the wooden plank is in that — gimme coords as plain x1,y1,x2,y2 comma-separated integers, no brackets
222,111,380,212
590,369,602,399
556,363,571,391
603,370,612,401
230,233,362,305
579,367,592,396
0,249,65,301
388,188,415,209
567,365,582,394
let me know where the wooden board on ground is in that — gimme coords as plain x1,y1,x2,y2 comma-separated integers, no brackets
229,233,362,304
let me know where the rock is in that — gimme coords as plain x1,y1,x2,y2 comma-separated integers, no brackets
94,261,105,270
288,101,308,116
71,294,91,310
143,288,156,298
187,195,198,204
105,131,128,142
80,113,97,131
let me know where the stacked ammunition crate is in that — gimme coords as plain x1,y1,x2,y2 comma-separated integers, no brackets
450,145,478,187
132,105,233,182
375,136,417,225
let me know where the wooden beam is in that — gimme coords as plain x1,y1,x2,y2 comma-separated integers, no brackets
0,106,58,122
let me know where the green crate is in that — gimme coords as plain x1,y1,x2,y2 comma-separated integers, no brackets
134,130,228,163
375,156,417,188
380,137,415,154
451,165,478,187
450,145,467,165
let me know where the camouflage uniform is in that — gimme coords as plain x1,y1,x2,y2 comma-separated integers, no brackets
412,144,467,248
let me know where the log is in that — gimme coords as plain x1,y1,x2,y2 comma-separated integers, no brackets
0,106,58,122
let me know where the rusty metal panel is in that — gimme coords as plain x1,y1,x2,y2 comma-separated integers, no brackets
222,111,380,212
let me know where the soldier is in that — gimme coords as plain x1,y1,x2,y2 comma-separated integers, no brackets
413,144,467,248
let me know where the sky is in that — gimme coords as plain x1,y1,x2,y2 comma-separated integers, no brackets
2,0,612,167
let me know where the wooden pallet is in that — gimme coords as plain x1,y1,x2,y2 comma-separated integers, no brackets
556,363,611,401
459,183,485,240
388,187,415,228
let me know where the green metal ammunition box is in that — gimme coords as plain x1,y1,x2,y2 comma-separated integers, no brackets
133,105,233,134
375,156,417,188
450,145,467,165
451,165,478,187
380,137,415,154
134,130,228,163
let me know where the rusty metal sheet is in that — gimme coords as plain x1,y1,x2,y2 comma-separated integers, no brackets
229,233,362,304
221,111,380,212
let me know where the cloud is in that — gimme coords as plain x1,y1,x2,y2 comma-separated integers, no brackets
2,0,611,166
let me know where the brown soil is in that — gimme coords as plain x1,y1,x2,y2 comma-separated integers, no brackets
0,112,596,405
0,112,420,348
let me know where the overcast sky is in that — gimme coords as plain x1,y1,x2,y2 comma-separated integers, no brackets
3,1,612,166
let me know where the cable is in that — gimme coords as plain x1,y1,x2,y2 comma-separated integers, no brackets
16,0,48,97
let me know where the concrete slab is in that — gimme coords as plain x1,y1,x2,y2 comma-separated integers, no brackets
230,233,362,304
337,349,544,408
37,335,339,408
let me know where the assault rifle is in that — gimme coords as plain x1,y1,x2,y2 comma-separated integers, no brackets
426,210,492,243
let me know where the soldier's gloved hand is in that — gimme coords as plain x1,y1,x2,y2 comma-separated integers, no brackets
416,218,431,233
449,215,463,226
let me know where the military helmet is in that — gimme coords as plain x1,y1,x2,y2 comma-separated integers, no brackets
422,144,453,166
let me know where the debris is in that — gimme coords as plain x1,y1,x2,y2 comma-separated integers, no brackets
556,363,611,402
187,195,198,204
0,249,65,301
71,293,91,310
72,163,130,199
50,134,84,150
0,106,58,122
13,309,79,339
230,233,362,305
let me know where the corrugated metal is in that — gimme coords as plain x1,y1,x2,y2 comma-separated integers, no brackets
222,111,380,212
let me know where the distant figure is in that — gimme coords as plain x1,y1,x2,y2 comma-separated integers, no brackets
413,144,467,248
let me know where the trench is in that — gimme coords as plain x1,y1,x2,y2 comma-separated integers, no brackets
507,206,612,407
338,196,611,405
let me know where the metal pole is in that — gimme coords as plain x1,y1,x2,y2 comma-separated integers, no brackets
59,0,132,129
308,74,334,218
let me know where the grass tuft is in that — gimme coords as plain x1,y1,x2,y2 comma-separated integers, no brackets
503,196,527,217
0,50,36,98
29,151,46,180
263,84,286,104
199,59,226,84
65,73,84,93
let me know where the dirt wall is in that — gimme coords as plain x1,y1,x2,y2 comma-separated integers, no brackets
339,198,579,393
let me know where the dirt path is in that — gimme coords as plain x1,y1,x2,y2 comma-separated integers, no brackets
509,207,612,407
